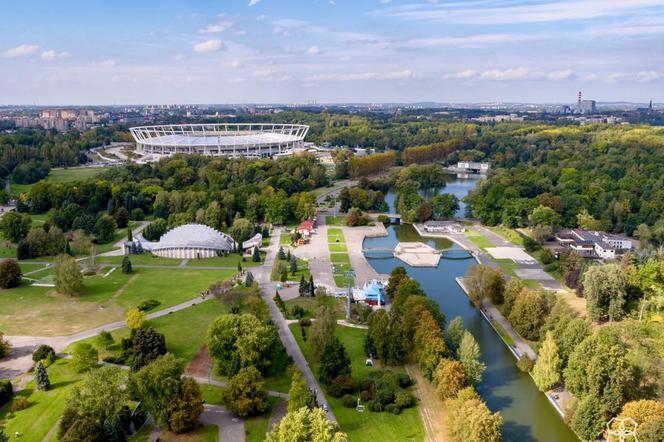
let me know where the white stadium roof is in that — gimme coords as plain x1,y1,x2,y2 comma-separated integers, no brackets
130,123,309,157
143,224,236,252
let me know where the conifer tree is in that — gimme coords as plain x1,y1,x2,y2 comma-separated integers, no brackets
35,360,50,391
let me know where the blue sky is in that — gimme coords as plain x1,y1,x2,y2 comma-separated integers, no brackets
1,0,663,104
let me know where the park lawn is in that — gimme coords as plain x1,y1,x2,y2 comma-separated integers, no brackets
0,358,84,442
274,258,311,282
494,259,519,276
289,323,424,441
128,423,152,442
200,384,225,406
0,267,233,336
66,299,230,364
329,243,348,253
279,233,292,246
245,397,282,442
487,226,525,247
46,167,106,183
334,274,354,288
330,253,351,264
96,254,185,266
464,230,493,250
156,425,218,442
325,215,344,226
522,279,542,290
186,253,264,268
0,231,17,257
283,295,346,320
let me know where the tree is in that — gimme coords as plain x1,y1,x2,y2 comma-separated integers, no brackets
252,245,261,262
206,313,277,376
277,246,286,260
319,336,351,385
126,307,146,330
528,205,562,228
121,255,132,274
446,387,502,442
447,316,466,350
458,331,485,385
0,259,22,289
167,377,204,434
309,306,337,361
288,369,316,412
113,207,129,228
430,194,459,218
616,400,664,441
434,358,468,400
308,275,315,297
571,395,606,441
415,201,434,222
96,330,114,350
32,344,55,363
229,218,254,245
70,342,98,373
94,215,117,243
413,310,449,378
583,263,627,322
0,211,31,243
368,309,389,361
508,290,545,341
289,254,297,274
502,278,525,317
132,354,185,426
552,317,590,369
245,271,254,287
532,331,560,391
576,209,602,231
464,265,500,307
223,366,268,417
54,254,84,296
266,406,347,442
131,327,167,371
0,427,7,442
0,332,9,359
35,361,50,391
386,266,408,301
486,269,505,305
127,227,133,242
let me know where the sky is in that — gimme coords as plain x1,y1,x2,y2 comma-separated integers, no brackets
1,0,663,105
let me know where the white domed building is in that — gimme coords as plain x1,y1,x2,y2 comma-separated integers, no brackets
130,224,237,259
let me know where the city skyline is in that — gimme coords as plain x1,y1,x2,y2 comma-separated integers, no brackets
2,0,664,105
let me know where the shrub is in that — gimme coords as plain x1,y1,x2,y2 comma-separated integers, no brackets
540,248,555,264
298,318,311,327
543,262,559,273
516,354,534,373
0,333,9,359
130,208,145,221
394,391,416,409
96,330,114,350
0,380,13,406
137,299,161,312
367,400,383,412
395,373,413,389
32,345,56,363
360,389,373,402
291,305,307,319
327,375,354,398
0,259,22,289
11,396,29,412
385,403,402,414
341,394,356,408
377,214,390,225
523,236,541,252
70,343,98,373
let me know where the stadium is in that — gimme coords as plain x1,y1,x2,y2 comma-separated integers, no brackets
129,123,309,158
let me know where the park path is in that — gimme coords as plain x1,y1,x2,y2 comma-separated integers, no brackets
254,227,336,421
290,213,338,291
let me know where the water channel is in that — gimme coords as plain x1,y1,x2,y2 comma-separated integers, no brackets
363,175,577,441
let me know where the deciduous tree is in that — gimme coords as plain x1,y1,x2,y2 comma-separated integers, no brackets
54,254,84,296
434,358,468,400
319,336,350,385
266,406,347,442
532,331,560,391
288,369,316,412
458,331,485,385
0,259,22,289
223,366,268,417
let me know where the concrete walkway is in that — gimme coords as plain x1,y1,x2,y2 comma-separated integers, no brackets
200,404,245,442
191,376,289,399
254,227,336,421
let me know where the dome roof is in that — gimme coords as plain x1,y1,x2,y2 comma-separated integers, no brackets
151,224,235,251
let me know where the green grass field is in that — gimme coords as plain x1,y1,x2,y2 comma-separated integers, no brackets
200,384,225,406
283,295,346,320
279,232,292,246
487,226,525,247
464,229,493,250
0,267,234,336
0,358,84,442
245,397,282,442
10,167,107,196
490,319,516,346
288,323,424,441
330,253,351,264
329,243,348,253
325,215,344,226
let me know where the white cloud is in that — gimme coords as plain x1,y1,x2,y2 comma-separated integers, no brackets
256,14,268,21
254,68,274,77
199,20,234,34
609,71,662,83
41,50,71,61
374,0,664,25
547,69,575,80
248,0,260,6
272,26,290,37
307,70,415,81
228,60,244,69
234,30,247,36
480,67,531,81
89,59,117,67
580,73,598,81
3,44,40,58
443,69,477,79
172,53,185,61
193,39,225,53
403,33,528,48
380,0,392,4
307,46,321,55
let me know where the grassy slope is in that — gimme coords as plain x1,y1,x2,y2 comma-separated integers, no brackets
288,324,424,442
0,359,83,442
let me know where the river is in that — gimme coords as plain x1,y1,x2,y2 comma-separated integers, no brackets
363,175,577,442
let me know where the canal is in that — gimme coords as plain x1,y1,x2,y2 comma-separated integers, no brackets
364,175,577,441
